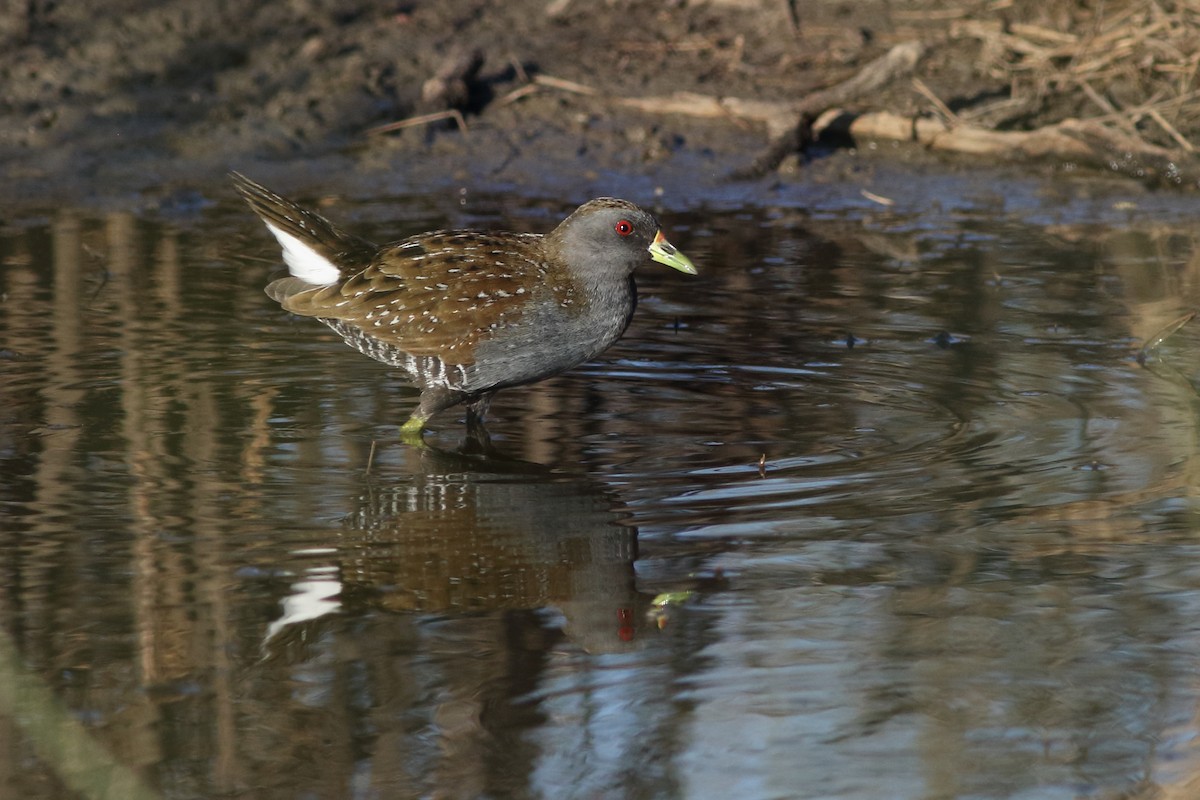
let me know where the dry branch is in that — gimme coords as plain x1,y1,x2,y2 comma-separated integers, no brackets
521,44,923,178
522,75,798,134
616,92,796,137
367,109,468,136
732,41,925,178
814,110,1194,186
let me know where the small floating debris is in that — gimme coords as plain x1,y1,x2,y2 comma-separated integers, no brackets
1137,310,1196,365
860,189,895,206
930,331,970,348
830,333,864,349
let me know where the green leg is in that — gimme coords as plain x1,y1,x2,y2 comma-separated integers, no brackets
400,410,430,445
399,387,465,444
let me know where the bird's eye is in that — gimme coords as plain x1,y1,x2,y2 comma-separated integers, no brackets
614,219,634,237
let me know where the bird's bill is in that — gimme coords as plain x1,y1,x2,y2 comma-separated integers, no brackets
649,230,698,275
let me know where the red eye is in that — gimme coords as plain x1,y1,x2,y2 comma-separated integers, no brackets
615,219,633,237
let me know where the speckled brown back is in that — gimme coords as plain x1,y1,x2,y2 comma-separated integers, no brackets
271,230,582,366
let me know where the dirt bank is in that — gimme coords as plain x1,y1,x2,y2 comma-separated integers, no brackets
1,0,1195,213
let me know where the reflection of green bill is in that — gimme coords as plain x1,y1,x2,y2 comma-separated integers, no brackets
0,628,160,800
650,590,696,629
652,591,695,609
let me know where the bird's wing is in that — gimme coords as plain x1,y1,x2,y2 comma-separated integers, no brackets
273,231,559,366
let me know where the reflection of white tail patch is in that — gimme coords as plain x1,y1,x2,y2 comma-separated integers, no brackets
266,222,341,284
262,573,342,645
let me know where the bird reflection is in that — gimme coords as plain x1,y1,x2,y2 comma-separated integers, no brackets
266,438,651,655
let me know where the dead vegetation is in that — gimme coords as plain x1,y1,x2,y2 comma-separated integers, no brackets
813,0,1200,186
956,1,1200,152
375,0,1200,189
756,0,1200,185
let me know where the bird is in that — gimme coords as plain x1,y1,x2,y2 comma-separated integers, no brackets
231,172,697,439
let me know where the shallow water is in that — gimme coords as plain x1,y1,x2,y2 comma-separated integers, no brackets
6,171,1200,799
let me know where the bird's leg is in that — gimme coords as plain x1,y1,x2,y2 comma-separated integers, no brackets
465,393,494,425
460,393,495,450
400,386,466,442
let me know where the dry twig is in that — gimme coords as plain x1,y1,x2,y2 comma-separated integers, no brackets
367,109,468,136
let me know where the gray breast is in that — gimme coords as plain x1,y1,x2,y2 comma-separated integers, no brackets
470,278,636,390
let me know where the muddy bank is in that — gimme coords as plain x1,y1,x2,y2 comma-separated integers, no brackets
1,0,1195,214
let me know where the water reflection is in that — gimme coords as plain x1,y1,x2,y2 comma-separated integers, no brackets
248,444,651,799
286,446,646,652
5,185,1200,798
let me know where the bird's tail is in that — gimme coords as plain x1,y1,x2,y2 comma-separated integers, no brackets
231,171,376,285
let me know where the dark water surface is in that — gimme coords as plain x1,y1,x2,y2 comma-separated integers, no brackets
6,171,1200,799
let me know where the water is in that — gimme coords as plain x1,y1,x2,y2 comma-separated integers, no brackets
5,172,1200,799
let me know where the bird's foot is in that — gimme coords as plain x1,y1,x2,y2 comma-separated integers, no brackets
399,412,430,446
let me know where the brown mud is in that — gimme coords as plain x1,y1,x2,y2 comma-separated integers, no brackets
1,0,1196,213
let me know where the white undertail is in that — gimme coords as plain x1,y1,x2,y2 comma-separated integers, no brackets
265,222,341,284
